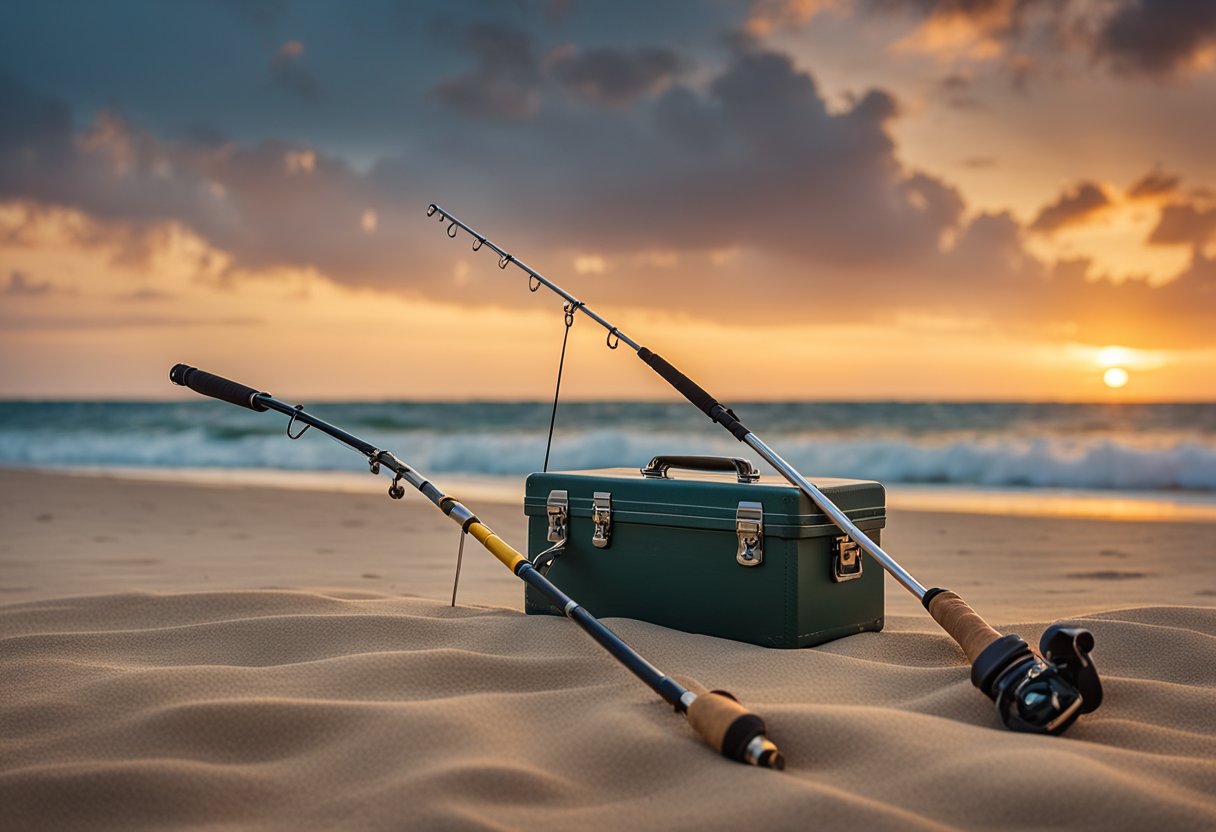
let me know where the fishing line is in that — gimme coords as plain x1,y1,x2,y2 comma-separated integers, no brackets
543,301,581,473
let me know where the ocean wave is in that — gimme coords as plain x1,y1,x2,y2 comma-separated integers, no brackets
1,423,1213,491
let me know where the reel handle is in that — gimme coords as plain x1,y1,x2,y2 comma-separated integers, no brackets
1041,624,1103,714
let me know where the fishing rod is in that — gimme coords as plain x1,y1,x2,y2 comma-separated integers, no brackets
168,363,785,770
426,203,1104,736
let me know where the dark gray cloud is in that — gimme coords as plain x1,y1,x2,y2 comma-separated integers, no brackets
523,44,956,274
1095,0,1216,78
0,21,1213,352
549,45,690,108
653,85,724,150
1029,182,1111,233
434,28,692,117
0,71,440,289
944,210,1039,283
0,44,966,308
432,24,542,120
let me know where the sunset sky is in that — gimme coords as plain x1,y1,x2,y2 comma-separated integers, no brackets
2,0,1214,401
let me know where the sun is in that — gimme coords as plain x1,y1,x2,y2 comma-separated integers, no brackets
1104,367,1130,389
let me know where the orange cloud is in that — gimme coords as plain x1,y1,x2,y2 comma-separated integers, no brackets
892,1,1016,61
745,0,841,37
284,150,316,175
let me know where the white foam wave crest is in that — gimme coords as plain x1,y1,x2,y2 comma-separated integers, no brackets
2,427,1214,491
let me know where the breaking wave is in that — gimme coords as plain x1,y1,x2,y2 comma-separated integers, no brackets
0,401,1213,491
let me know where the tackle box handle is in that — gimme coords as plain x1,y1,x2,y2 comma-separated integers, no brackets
640,455,761,483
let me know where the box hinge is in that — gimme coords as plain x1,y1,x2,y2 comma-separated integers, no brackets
591,491,612,549
735,501,764,567
832,535,863,582
546,490,568,543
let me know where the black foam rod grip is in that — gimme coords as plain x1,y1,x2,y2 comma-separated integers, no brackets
636,348,750,440
637,348,716,417
169,364,268,412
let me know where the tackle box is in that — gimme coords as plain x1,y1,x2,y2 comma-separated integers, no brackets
523,455,885,648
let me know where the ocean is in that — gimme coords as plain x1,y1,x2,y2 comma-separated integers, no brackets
2,401,1214,518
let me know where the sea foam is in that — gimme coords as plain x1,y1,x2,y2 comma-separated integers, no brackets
0,401,1212,491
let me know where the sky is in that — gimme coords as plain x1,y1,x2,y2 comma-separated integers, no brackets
1,0,1214,401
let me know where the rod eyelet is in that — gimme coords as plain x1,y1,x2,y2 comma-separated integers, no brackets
286,405,310,440
426,204,438,217
472,237,484,251
499,253,514,270
528,275,541,292
563,301,582,328
606,328,620,349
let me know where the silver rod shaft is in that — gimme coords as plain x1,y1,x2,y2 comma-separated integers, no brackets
745,435,927,598
429,203,929,600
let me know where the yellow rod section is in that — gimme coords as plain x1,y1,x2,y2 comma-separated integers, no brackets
467,522,526,572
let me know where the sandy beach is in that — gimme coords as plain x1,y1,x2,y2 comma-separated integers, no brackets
2,468,1214,830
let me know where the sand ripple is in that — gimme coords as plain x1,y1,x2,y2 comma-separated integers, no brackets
2,592,1214,831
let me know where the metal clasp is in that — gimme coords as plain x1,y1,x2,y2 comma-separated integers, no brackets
546,490,568,543
735,501,764,567
832,536,863,582
592,491,612,549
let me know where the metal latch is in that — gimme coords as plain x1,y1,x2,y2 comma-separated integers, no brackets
546,490,568,543
735,501,764,567
832,536,863,582
591,491,612,548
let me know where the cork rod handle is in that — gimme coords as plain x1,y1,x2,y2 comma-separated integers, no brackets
687,691,783,769
926,590,1004,664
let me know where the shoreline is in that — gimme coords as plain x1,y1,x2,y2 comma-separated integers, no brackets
3,467,1213,617
5,463,1215,523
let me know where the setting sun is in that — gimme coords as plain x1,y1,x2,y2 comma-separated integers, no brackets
1104,367,1130,388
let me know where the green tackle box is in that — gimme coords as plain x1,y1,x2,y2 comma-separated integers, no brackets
523,455,885,648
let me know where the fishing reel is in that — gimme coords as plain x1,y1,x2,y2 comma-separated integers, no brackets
971,625,1102,734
